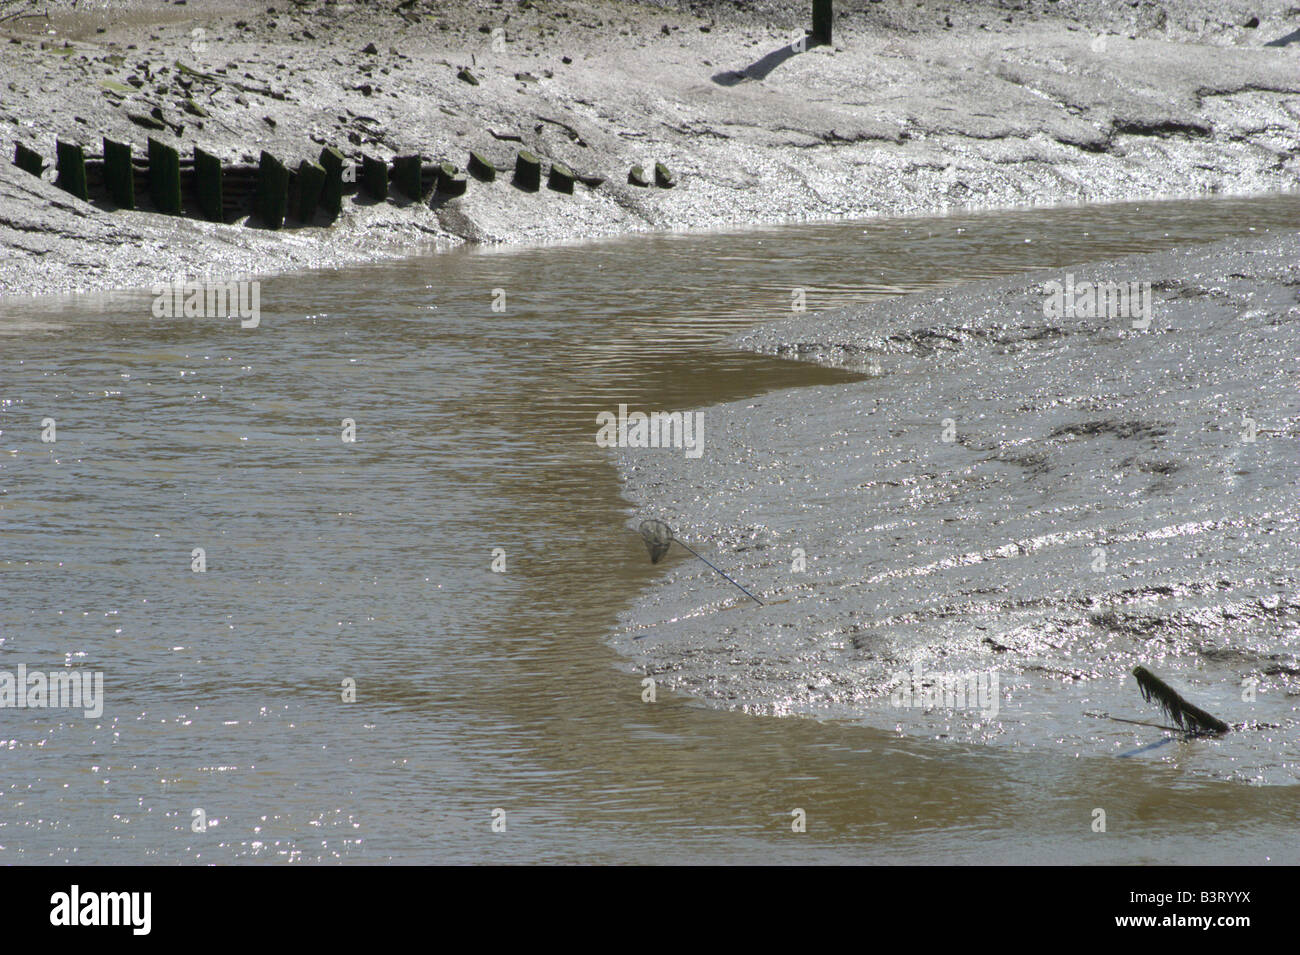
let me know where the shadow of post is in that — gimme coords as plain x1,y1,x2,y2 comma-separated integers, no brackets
711,38,806,86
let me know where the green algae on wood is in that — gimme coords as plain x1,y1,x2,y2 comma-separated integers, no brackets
55,140,89,201
147,137,182,214
256,150,289,229
513,150,541,191
193,146,224,222
547,161,576,195
468,151,497,182
361,153,388,200
103,138,135,209
13,142,45,179
436,161,467,197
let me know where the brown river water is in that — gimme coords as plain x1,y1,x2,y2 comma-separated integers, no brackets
2,194,1298,863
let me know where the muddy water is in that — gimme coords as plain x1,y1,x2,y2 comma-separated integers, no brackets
2,194,1299,863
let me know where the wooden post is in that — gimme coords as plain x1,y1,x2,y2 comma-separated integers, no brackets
391,154,422,200
103,138,135,209
256,150,289,229
547,161,575,195
194,147,224,222
147,137,182,214
513,150,541,191
468,151,496,182
55,140,88,200
436,161,467,197
812,0,833,47
318,146,346,219
296,158,326,222
361,154,388,200
13,141,45,179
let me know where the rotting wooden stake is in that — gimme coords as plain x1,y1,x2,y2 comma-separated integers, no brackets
55,140,88,201
513,150,541,191
295,158,326,222
812,0,833,47
256,150,289,229
103,138,135,209
147,137,182,215
194,146,224,222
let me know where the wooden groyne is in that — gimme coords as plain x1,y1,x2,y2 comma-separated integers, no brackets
11,133,678,230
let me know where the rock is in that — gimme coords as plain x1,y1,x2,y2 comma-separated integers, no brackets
627,165,650,187
457,67,479,86
362,42,378,55
654,161,676,188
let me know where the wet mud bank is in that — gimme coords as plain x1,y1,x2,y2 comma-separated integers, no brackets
613,228,1300,784
3,0,1300,296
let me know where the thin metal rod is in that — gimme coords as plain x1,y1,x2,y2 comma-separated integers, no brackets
671,539,764,606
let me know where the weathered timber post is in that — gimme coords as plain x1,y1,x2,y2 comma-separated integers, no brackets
55,140,88,200
361,154,388,200
391,154,422,200
812,0,833,47
194,146,224,222
13,141,45,178
513,150,541,191
103,138,135,209
147,137,182,214
318,147,346,219
256,150,289,228
468,151,496,182
547,161,575,195
296,158,326,221
436,161,467,197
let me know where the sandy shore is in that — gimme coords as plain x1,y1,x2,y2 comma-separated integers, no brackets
2,0,1298,296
